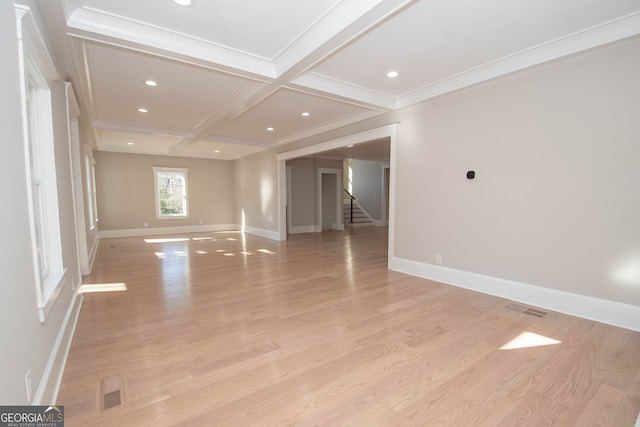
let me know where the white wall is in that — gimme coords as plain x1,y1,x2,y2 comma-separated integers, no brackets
1,0,81,404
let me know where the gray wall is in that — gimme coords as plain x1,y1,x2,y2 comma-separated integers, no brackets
349,159,385,220
287,158,315,227
393,35,640,306
322,173,337,229
234,148,279,232
95,151,236,230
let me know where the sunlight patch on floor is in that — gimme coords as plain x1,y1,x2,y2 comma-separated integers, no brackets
500,331,561,350
81,283,128,293
144,238,190,243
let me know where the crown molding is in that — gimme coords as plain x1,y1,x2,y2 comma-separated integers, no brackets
15,4,61,82
92,119,192,138
275,109,385,146
397,11,640,108
67,7,276,78
291,72,396,109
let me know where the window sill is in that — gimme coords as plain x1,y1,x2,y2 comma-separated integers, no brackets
156,215,189,220
38,268,68,323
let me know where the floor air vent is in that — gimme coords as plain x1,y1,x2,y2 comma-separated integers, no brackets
506,304,548,318
523,308,547,318
100,374,125,411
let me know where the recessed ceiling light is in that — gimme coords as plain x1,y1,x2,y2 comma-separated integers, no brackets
127,141,134,145
138,108,148,113
173,0,193,6
145,80,157,87
266,127,274,131
301,112,310,117
214,150,220,153
386,70,399,78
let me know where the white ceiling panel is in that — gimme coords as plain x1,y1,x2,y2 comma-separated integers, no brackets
310,138,390,162
97,129,181,153
86,42,250,133
181,139,267,161
212,88,381,145
81,0,343,60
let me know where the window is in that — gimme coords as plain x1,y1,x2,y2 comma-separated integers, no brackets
17,4,66,322
153,167,189,218
84,148,98,230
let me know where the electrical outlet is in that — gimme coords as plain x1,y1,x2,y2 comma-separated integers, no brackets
25,370,32,403
143,222,148,228
436,254,442,265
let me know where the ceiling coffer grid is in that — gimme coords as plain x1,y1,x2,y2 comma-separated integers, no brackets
37,0,640,160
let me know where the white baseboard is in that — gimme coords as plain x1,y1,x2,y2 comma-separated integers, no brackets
289,225,316,234
33,285,84,405
88,234,99,272
98,224,283,242
243,225,280,241
390,256,640,332
98,223,238,238
373,220,388,227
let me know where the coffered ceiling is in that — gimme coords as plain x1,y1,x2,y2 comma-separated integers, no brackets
38,0,640,160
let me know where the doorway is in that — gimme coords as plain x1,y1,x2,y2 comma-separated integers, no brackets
318,168,343,231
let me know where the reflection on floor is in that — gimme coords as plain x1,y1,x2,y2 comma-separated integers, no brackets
59,226,640,426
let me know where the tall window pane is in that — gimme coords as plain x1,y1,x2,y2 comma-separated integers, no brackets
153,167,188,218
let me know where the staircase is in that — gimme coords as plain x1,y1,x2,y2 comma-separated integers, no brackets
343,200,372,226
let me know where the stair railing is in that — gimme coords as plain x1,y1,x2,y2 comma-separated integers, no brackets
343,188,356,223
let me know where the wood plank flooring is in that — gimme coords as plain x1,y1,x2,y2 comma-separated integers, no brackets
57,227,640,426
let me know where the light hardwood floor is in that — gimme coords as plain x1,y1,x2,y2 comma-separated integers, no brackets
58,227,640,426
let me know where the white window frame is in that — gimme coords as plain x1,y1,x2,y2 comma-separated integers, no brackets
16,5,66,322
153,167,189,219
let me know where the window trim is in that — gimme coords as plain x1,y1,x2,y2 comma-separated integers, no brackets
16,5,66,322
153,167,189,219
